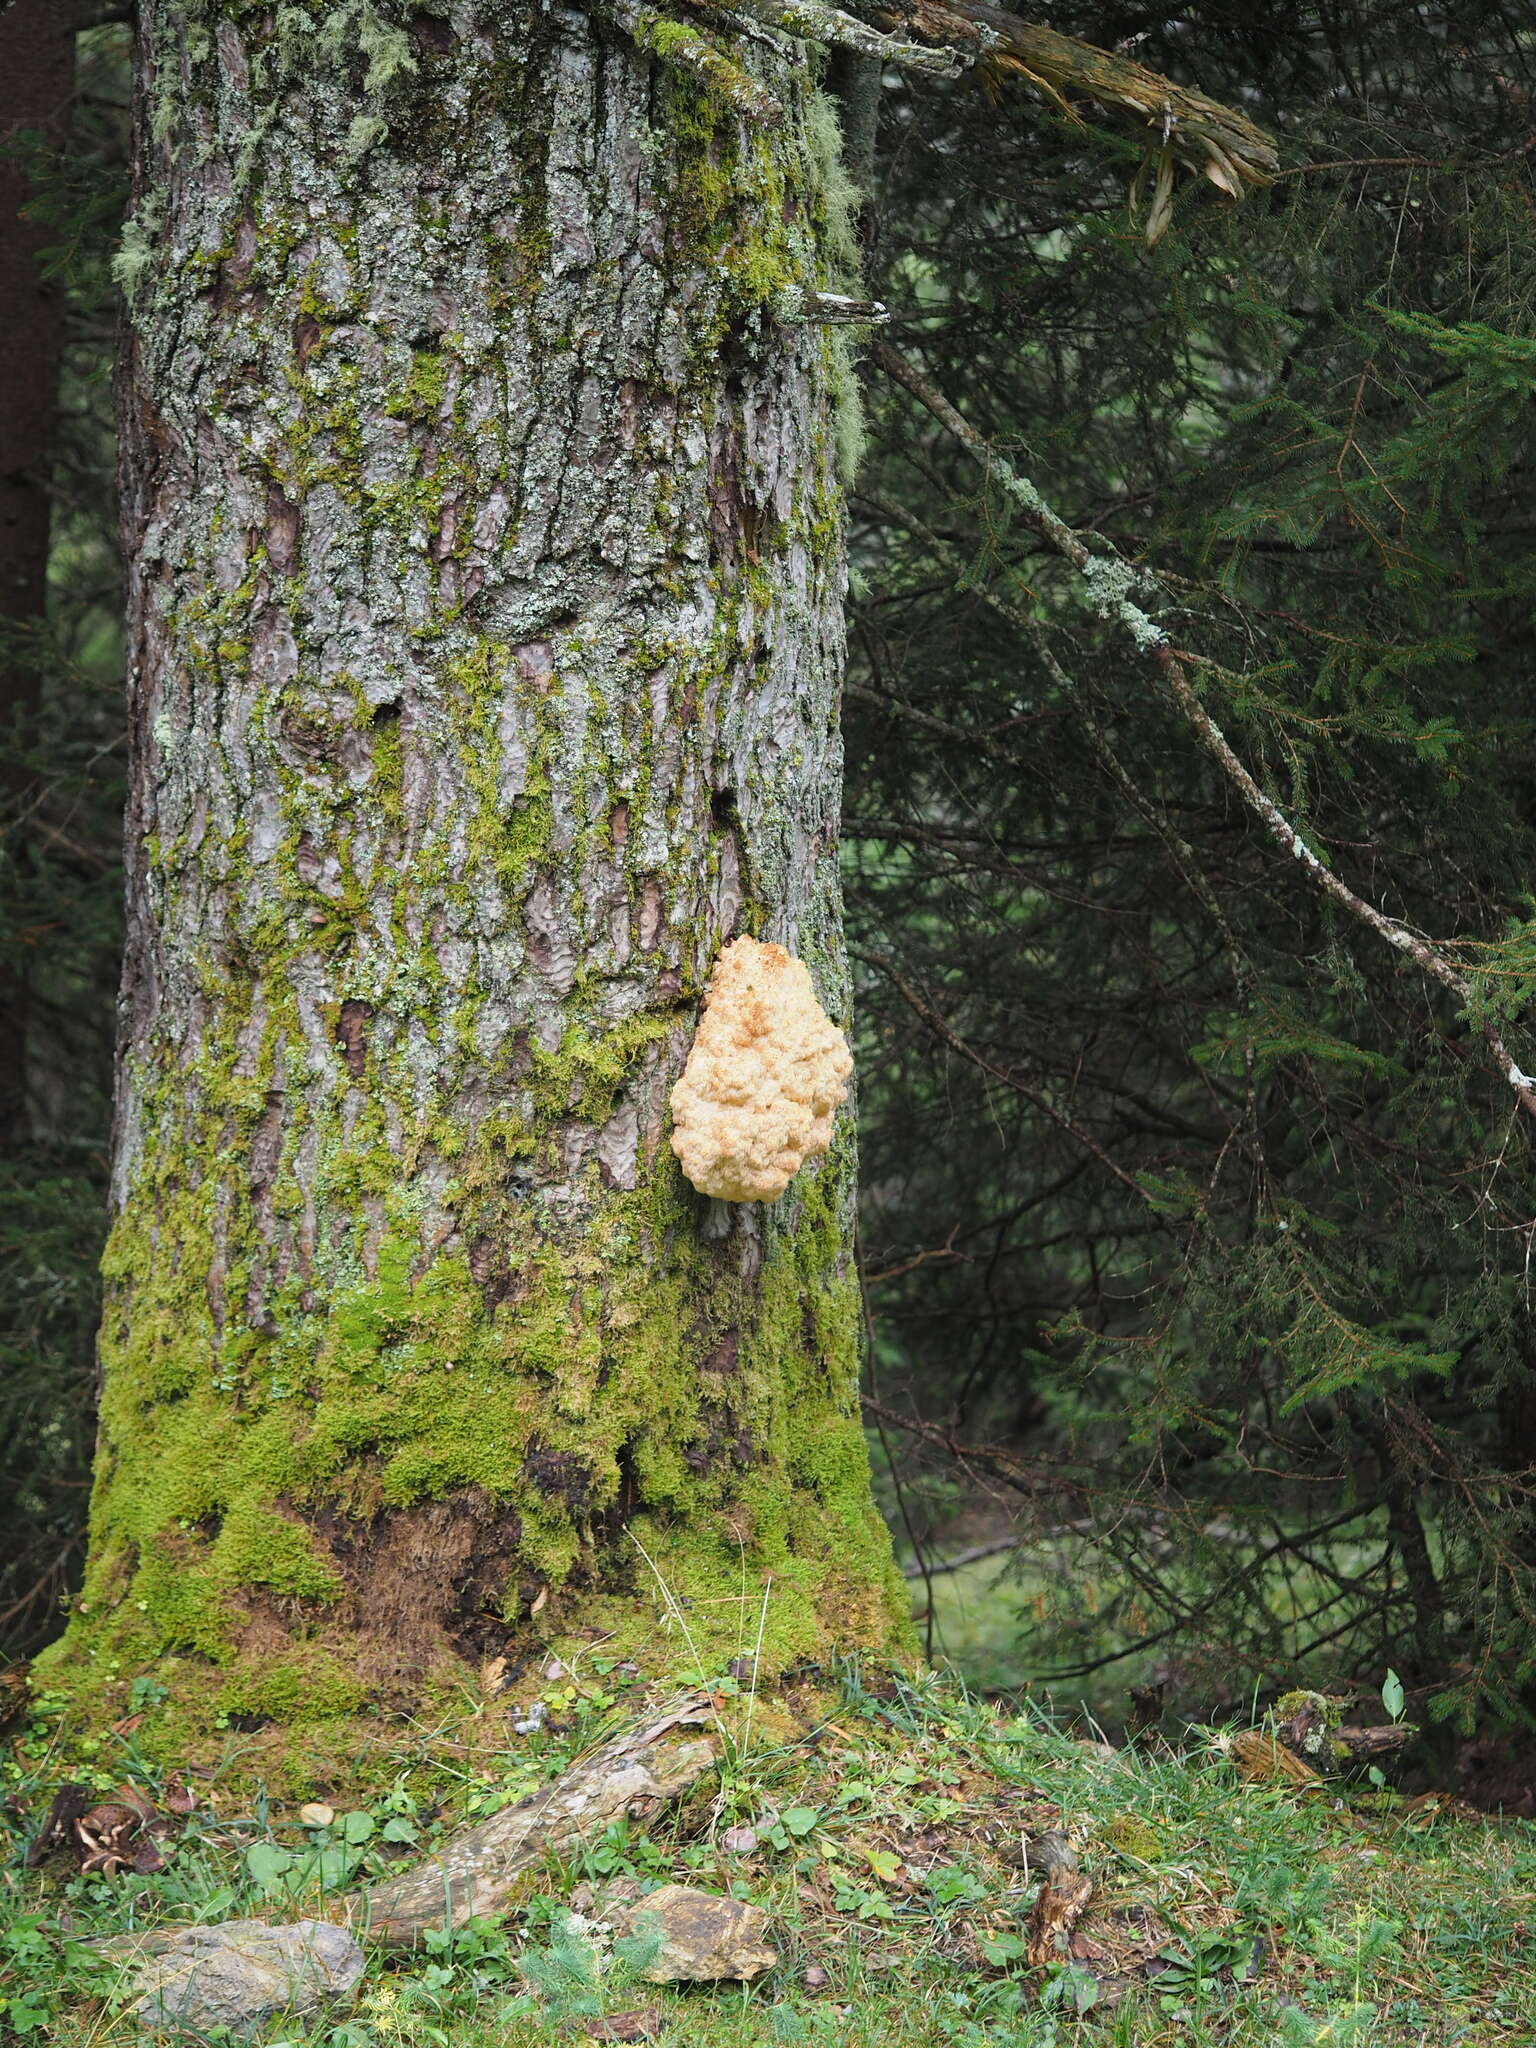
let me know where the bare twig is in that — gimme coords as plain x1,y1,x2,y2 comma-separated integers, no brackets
901,1536,1020,1580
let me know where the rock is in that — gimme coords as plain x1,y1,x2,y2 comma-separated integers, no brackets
126,1919,364,2034
608,1885,778,1983
298,1802,335,1829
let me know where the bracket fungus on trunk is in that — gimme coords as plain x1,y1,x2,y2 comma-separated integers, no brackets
670,937,852,1203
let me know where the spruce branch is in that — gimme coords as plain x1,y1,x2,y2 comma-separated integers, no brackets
864,948,1163,1206
873,342,1536,1123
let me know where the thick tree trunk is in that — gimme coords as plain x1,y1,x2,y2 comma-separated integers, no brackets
0,0,75,1150
44,0,907,1748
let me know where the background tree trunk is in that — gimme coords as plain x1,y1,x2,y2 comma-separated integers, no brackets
43,0,907,1749
0,0,76,1150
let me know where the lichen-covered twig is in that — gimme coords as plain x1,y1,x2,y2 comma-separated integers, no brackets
873,344,1536,1121
715,0,974,76
872,343,1166,650
610,0,786,122
860,484,1259,1005
1151,654,1536,1117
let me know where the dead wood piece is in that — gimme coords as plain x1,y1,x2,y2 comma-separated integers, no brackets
878,3,1279,199
585,2010,664,2041
1022,1830,1079,1881
1025,1867,1094,1967
24,1783,91,1868
1330,1722,1415,1764
1229,1729,1323,1788
1273,1692,1415,1773
26,1780,168,1876
343,1706,719,1947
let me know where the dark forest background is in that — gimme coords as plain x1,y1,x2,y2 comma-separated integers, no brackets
7,1,1536,1801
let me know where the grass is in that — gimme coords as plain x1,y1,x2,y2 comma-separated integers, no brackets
4,1661,1535,2046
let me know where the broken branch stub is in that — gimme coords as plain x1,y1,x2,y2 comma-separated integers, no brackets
343,1711,718,1947
882,2,1279,224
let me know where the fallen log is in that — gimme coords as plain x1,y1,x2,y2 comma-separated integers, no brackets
342,1701,719,1948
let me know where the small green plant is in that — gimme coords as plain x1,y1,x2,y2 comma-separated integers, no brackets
0,1916,108,2036
509,1906,664,2028
1152,1925,1256,2017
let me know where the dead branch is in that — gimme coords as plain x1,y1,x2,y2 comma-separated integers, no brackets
880,4,1278,235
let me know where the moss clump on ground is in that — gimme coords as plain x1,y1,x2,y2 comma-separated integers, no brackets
7,1666,1535,2046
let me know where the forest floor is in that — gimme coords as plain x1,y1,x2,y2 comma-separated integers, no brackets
3,1660,1534,2048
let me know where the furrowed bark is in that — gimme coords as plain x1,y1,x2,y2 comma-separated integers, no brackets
43,0,908,1754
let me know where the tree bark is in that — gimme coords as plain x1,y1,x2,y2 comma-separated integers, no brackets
43,0,908,1749
0,0,76,1150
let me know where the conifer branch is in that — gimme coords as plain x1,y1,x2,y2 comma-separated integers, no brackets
873,343,1536,1122
867,950,1163,1204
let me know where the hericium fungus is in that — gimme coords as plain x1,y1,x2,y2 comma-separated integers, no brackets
670,937,852,1203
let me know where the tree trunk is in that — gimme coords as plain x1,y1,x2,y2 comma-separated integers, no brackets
43,0,908,1750
0,0,76,1150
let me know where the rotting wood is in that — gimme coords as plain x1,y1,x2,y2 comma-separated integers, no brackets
341,1704,719,1947
1228,1728,1324,1787
1020,1829,1094,1968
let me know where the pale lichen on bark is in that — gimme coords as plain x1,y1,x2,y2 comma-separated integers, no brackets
45,0,909,1754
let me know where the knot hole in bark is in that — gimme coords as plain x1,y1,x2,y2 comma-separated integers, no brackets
265,485,300,576
335,999,373,1080
709,787,751,936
